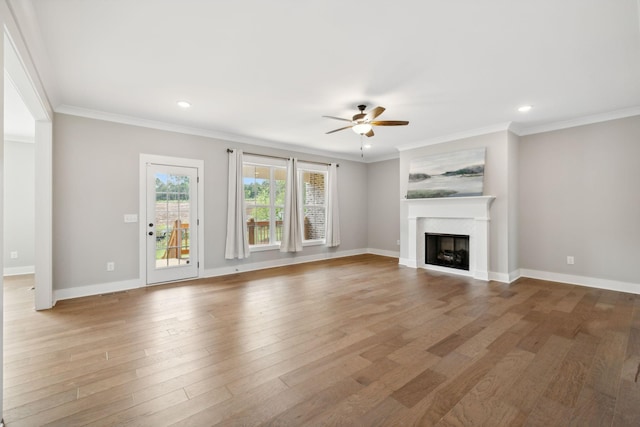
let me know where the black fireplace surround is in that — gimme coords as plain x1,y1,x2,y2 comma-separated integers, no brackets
425,233,470,271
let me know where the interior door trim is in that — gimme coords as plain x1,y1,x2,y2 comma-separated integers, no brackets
139,154,205,285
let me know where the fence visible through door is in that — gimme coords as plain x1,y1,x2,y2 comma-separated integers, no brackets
146,163,198,284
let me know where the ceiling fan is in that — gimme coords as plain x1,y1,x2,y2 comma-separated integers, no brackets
323,104,409,137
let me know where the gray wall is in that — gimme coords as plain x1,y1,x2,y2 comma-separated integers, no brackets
51,111,640,292
399,131,516,278
3,140,35,272
53,113,368,290
366,158,400,254
519,115,640,283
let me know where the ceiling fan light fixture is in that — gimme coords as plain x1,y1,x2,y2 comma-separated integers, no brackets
352,123,373,135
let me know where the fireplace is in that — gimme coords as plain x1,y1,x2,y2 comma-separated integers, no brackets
425,233,470,271
400,196,495,280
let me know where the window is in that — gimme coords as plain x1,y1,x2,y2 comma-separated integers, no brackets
242,156,328,250
243,160,286,248
300,166,327,244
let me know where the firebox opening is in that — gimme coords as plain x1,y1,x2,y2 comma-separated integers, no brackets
425,233,470,271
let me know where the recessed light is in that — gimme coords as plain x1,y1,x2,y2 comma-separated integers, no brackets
363,143,372,149
518,105,532,113
177,101,191,109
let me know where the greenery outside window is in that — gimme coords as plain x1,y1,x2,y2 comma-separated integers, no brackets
243,159,286,248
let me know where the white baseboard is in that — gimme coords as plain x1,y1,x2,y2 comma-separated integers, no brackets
398,257,417,268
508,269,521,283
488,270,522,283
519,269,640,295
488,272,506,282
59,252,630,305
3,265,35,276
53,278,143,304
203,248,369,278
53,249,377,303
366,248,400,258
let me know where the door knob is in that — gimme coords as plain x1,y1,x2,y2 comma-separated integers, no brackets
148,231,154,236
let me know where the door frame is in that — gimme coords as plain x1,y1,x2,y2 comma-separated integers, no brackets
139,154,204,285
4,25,54,310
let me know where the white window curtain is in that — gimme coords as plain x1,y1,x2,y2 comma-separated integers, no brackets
326,163,340,247
280,158,303,252
225,149,250,259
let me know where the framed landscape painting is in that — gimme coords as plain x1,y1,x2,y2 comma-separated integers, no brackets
407,148,486,199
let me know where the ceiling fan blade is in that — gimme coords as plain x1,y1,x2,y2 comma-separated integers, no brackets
322,115,352,122
371,120,409,126
365,128,375,137
364,106,385,121
326,125,353,134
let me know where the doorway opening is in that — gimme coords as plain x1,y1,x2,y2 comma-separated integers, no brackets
3,32,53,310
3,74,35,278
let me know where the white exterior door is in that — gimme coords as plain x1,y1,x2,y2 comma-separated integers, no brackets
146,163,198,284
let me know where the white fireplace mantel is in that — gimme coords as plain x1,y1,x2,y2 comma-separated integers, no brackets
400,196,496,280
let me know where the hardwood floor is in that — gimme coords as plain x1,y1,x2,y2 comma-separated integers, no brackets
3,254,640,426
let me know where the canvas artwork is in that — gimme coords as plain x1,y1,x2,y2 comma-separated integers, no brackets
407,148,486,199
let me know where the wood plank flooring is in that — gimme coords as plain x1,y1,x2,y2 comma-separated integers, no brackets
3,254,640,426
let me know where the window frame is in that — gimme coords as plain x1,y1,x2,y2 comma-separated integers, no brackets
298,162,328,247
243,156,287,251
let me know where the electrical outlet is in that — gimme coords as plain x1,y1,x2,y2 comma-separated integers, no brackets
107,262,115,271
567,256,575,265
10,251,18,259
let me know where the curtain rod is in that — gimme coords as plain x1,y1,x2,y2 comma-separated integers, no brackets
226,148,338,167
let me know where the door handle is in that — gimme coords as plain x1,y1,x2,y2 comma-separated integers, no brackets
148,231,154,236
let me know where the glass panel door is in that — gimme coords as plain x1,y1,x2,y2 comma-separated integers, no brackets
146,164,198,284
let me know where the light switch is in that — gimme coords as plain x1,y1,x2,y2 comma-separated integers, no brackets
124,214,138,223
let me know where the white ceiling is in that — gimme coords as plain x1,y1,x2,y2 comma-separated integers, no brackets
16,0,640,160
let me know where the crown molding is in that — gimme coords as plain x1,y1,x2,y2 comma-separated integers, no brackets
363,151,400,163
55,104,366,163
54,103,640,164
394,106,640,153
517,106,640,136
4,0,55,119
396,122,512,152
